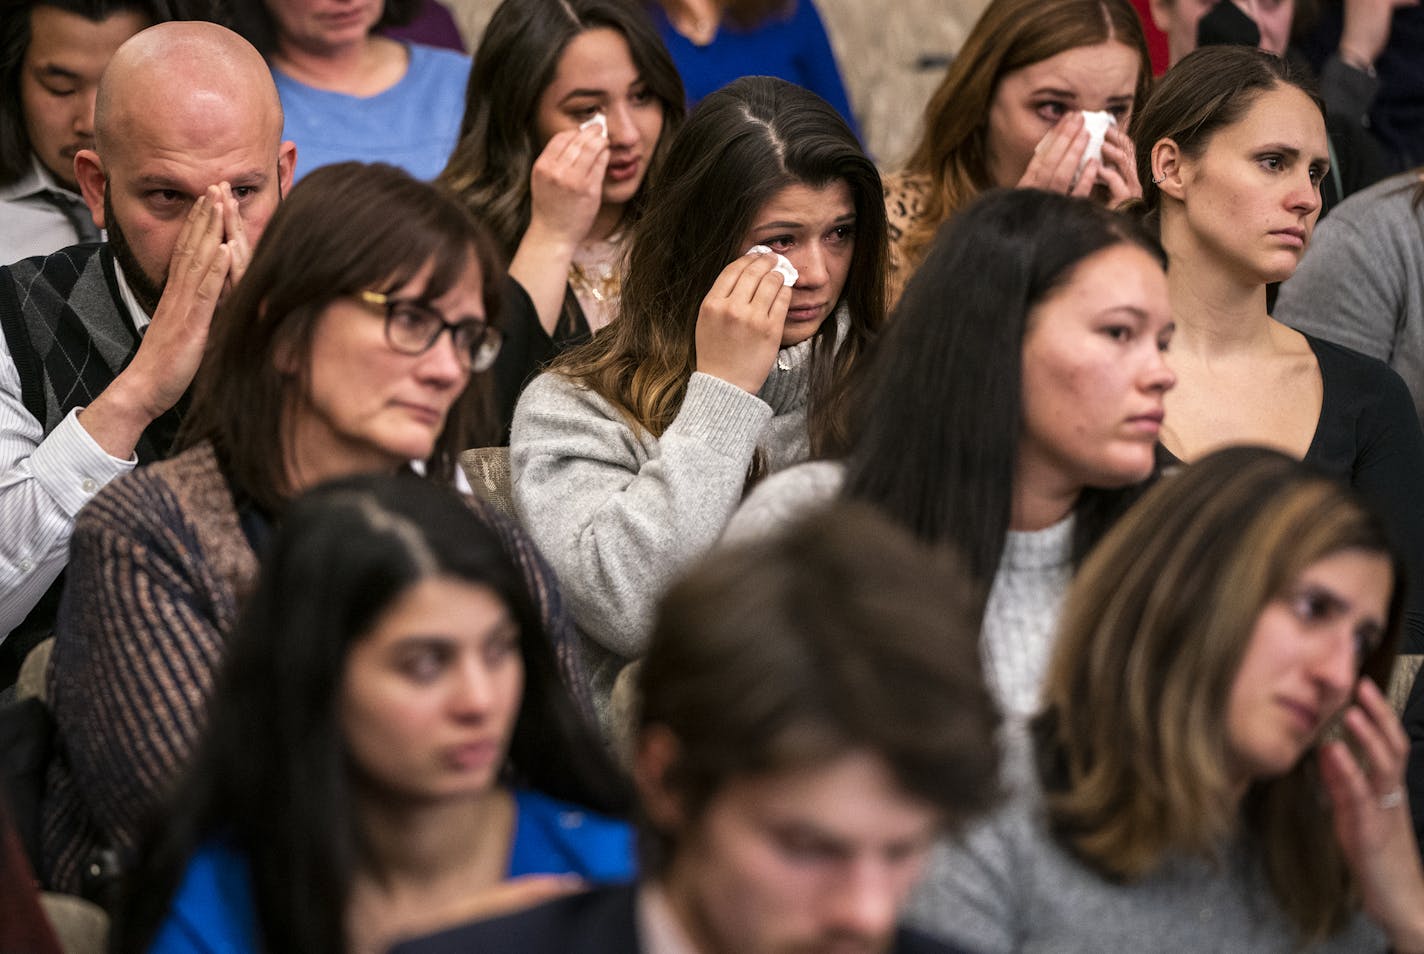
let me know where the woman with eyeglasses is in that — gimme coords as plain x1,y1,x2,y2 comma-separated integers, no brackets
41,162,581,895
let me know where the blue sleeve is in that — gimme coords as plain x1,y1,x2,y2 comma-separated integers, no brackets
790,0,861,143
508,789,636,883
146,843,260,954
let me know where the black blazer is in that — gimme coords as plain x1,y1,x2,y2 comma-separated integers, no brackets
388,882,976,954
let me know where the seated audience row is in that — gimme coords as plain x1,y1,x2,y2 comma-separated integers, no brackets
2,1,1424,949
110,445,1424,952
23,26,1424,915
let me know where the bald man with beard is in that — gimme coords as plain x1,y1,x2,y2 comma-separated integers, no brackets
0,21,295,683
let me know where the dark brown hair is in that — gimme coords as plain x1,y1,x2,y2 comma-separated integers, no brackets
637,500,1002,873
177,161,504,514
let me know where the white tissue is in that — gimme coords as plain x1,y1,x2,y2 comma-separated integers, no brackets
580,112,608,137
1080,110,1116,170
744,245,798,286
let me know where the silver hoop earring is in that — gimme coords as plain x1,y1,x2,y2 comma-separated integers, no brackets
1151,174,1166,184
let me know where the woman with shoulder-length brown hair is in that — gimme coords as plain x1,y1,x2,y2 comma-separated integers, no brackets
884,0,1151,305
41,161,579,895
511,75,885,714
910,445,1424,953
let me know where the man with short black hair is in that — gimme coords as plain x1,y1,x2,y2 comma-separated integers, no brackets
393,503,1002,954
0,0,221,263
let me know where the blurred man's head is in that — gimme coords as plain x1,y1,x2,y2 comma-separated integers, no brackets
72,20,295,312
634,504,1002,954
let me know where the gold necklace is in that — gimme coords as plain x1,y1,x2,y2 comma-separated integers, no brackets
569,260,621,304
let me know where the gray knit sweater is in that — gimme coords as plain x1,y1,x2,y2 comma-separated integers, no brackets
724,461,1074,719
905,727,1387,954
511,333,822,706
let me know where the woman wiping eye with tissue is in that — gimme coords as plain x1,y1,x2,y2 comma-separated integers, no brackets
883,0,1151,306
438,0,686,438
509,76,885,726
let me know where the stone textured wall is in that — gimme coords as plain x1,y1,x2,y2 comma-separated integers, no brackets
816,0,990,168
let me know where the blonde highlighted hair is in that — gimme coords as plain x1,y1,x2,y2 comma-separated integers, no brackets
1036,446,1403,942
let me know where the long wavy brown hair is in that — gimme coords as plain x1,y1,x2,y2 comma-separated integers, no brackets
438,0,684,258
896,0,1151,277
550,76,886,458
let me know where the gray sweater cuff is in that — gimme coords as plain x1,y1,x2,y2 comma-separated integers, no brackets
669,372,774,457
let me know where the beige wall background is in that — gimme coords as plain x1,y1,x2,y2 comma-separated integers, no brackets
439,0,992,169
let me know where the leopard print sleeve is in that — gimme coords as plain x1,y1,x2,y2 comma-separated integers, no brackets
883,172,931,310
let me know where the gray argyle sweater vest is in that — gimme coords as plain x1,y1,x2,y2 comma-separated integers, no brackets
0,243,181,461
0,244,183,675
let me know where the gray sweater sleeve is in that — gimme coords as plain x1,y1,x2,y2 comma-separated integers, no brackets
511,370,773,659
720,459,846,546
1276,175,1424,421
906,820,1023,954
1277,196,1404,363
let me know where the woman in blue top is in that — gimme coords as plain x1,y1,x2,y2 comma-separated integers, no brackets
648,0,859,142
230,0,470,181
112,474,634,954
